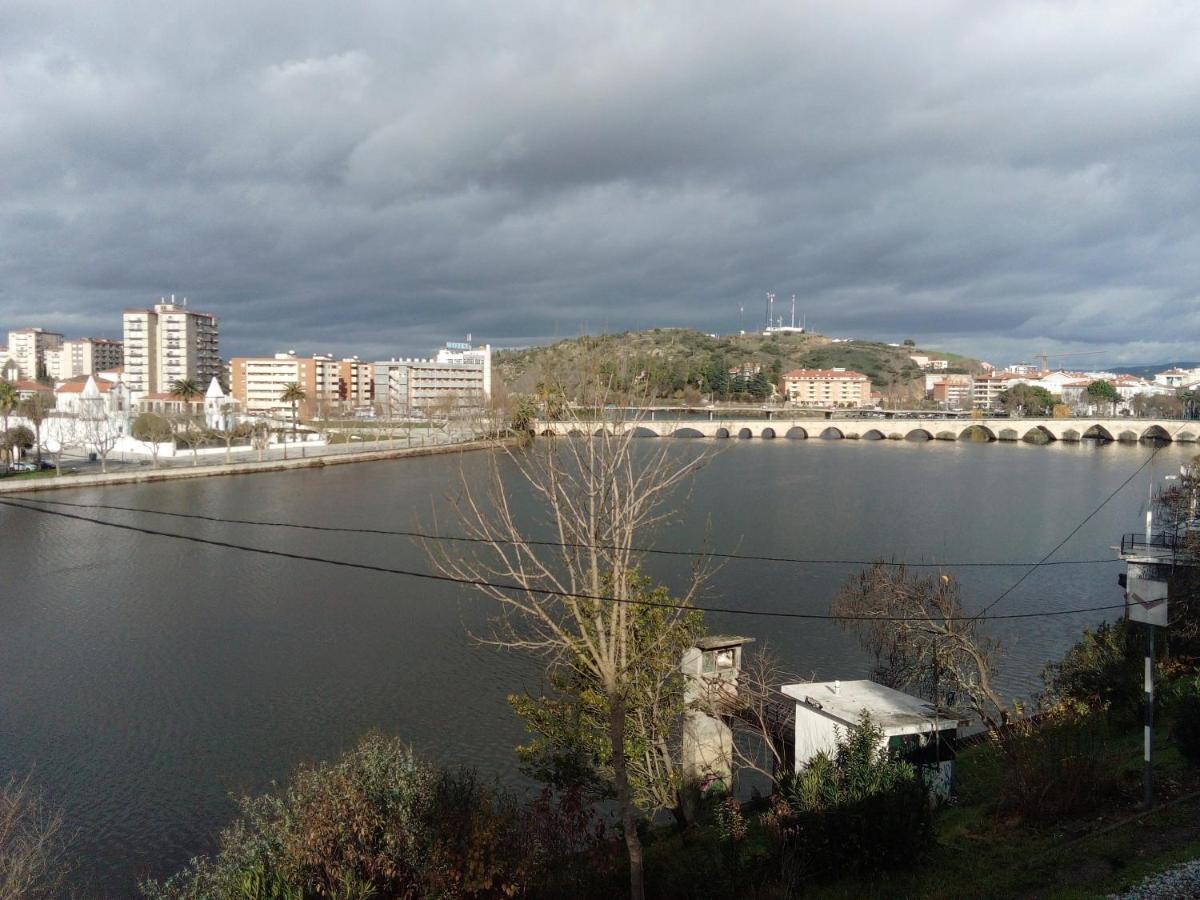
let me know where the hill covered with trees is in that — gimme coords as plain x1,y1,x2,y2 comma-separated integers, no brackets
495,328,982,403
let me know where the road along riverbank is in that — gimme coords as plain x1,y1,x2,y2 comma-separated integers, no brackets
0,439,501,494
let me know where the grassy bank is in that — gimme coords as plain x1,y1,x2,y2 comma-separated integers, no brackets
638,722,1200,899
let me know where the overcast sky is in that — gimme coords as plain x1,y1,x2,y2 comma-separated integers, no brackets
2,1,1198,365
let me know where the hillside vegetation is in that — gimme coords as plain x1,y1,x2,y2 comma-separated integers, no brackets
495,328,981,403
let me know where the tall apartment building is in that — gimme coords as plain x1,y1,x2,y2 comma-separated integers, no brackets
122,300,220,397
373,341,492,416
230,352,374,419
782,368,872,408
43,337,124,381
6,327,64,380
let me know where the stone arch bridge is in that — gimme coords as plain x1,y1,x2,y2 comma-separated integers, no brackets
536,417,1197,444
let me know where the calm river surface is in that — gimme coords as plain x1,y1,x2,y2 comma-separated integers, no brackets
0,438,1192,894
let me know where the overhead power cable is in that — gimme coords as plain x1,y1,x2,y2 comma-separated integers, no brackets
0,498,1127,623
7,496,1120,569
974,444,1163,619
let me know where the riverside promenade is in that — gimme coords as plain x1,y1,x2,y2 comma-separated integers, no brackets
0,435,493,495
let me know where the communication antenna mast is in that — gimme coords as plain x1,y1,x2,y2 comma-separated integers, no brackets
767,292,775,330
791,294,797,329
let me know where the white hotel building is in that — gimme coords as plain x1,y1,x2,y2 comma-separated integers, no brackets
374,341,492,416
122,300,220,397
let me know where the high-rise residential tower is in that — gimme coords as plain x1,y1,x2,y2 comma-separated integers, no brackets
5,327,64,380
43,337,124,380
122,299,220,396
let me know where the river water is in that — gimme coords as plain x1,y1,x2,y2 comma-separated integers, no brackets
0,437,1191,894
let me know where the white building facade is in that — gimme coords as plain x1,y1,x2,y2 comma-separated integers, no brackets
6,327,64,380
44,338,124,380
122,300,220,397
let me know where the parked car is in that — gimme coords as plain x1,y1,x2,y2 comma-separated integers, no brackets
8,462,36,472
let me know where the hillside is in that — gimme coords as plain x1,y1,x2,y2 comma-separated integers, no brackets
495,328,982,402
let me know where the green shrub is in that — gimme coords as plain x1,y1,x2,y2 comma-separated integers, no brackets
1169,675,1200,765
765,712,932,883
992,712,1119,822
141,734,532,899
1042,620,1145,719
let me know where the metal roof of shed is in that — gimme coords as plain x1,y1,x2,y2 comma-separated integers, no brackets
781,679,967,734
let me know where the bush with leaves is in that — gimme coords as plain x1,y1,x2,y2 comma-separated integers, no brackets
991,711,1119,822
1168,675,1200,766
141,734,533,899
764,712,932,883
1042,619,1146,720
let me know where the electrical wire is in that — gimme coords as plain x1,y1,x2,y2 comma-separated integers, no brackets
974,444,1163,619
5,496,1121,569
0,497,1128,623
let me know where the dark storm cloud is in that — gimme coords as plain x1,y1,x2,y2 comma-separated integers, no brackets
2,1,1199,363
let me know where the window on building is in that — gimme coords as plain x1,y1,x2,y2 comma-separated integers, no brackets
701,647,736,674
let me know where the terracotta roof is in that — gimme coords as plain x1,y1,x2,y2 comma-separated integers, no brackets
56,380,113,394
10,380,48,392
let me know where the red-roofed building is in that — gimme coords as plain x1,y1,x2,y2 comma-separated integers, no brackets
782,368,873,408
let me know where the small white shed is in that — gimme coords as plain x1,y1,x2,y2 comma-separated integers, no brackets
781,680,966,794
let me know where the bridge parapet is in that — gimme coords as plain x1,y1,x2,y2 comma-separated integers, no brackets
535,417,1197,444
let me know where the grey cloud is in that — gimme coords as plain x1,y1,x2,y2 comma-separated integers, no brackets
2,1,1200,364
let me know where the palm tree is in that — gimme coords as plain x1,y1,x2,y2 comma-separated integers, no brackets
279,383,307,442
0,380,17,465
170,377,202,405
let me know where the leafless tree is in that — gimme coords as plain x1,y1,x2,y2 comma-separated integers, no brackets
832,563,1009,727
706,644,804,791
45,414,82,476
132,412,174,468
0,775,69,900
170,413,210,466
213,406,253,464
250,419,272,462
77,405,120,474
426,375,712,900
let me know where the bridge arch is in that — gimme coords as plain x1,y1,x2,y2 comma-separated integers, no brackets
715,427,730,439
936,431,957,441
818,426,844,440
761,427,776,439
567,428,585,437
737,427,753,439
1141,425,1172,443
998,428,1018,442
1061,428,1081,442
862,429,886,440
785,426,808,439
1022,426,1055,444
540,429,556,437
1178,431,1197,443
593,427,608,437
672,427,704,438
630,426,660,438
905,428,933,441
958,424,996,442
1082,424,1114,442
1117,430,1139,443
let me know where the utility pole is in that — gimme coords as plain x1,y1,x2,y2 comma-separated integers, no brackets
1144,621,1155,809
